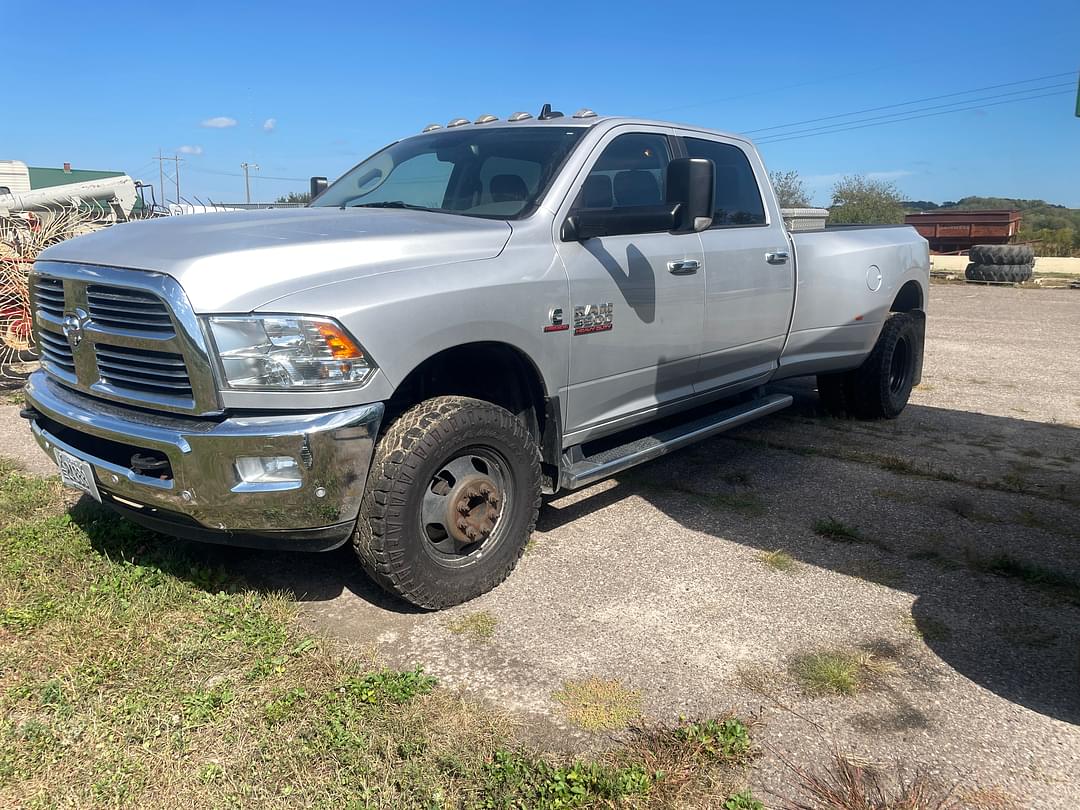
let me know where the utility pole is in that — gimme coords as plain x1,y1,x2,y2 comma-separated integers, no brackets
240,162,259,204
154,152,182,206
172,155,183,202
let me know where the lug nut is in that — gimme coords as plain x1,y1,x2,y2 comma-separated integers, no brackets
466,527,478,540
457,520,468,532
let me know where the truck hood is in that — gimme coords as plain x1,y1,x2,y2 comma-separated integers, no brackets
40,207,512,311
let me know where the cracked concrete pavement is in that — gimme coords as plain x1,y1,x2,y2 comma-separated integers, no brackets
2,283,1078,806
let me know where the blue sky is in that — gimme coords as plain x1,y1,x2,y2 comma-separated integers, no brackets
5,0,1078,206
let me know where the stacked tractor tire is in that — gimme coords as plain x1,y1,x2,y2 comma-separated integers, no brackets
965,244,1034,284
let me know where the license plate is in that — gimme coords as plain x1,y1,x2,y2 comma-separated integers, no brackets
54,448,101,502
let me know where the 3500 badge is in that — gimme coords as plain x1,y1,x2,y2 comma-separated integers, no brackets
573,303,613,335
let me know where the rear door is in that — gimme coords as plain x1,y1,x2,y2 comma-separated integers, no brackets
554,127,705,440
675,133,794,392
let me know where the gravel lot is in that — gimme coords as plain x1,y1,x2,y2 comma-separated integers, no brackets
3,282,1078,807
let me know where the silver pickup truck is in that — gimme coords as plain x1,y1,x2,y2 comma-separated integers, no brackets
23,109,929,608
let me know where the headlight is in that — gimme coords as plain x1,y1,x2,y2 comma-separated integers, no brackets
206,315,375,389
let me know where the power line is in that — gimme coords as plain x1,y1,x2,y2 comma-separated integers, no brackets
184,165,305,182
649,60,907,115
742,70,1076,135
755,88,1072,145
753,82,1073,142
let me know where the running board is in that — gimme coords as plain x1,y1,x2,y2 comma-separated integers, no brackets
559,393,792,490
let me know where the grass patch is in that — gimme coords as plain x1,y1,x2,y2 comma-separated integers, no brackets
788,753,1014,810
0,464,761,808
943,496,984,521
995,622,1059,649
636,475,770,517
554,677,642,731
900,613,953,643
813,518,865,544
789,650,895,696
447,610,498,641
707,491,767,515
967,551,1080,605
761,549,797,573
731,435,1080,505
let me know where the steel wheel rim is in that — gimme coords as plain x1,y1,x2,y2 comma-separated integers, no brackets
889,336,912,395
418,447,512,568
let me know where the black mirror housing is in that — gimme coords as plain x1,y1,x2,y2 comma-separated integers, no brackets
309,176,329,201
666,158,714,234
559,157,715,242
562,205,677,241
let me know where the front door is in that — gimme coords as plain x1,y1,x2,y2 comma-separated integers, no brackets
554,128,705,440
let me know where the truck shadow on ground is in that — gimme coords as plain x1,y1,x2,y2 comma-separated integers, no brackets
539,379,1080,726
70,379,1080,723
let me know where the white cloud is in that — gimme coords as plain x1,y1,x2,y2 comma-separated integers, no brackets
201,116,237,128
262,118,277,133
177,145,203,155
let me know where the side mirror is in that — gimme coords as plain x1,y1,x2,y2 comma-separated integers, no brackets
562,205,677,241
309,176,328,201
666,157,714,234
560,157,715,242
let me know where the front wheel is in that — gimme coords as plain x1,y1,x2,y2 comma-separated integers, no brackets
352,396,541,609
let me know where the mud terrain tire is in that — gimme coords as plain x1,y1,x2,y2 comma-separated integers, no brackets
352,396,541,609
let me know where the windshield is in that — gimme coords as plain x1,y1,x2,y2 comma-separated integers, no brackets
312,126,586,219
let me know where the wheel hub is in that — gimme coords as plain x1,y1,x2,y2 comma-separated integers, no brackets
445,473,501,545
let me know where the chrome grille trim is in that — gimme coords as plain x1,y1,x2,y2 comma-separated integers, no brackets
95,344,194,399
32,277,66,319
37,328,77,378
29,262,221,416
87,285,175,334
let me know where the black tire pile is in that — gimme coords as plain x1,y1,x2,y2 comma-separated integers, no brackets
965,244,1034,283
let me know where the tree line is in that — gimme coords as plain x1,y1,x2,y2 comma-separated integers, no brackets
768,171,1078,256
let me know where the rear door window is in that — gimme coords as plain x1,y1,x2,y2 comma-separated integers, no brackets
682,138,766,227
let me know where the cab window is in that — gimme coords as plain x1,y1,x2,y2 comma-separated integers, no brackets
574,133,671,211
682,138,766,227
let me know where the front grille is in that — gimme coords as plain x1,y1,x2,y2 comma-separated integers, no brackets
95,344,193,399
31,263,217,414
32,277,65,318
87,285,174,334
36,329,76,376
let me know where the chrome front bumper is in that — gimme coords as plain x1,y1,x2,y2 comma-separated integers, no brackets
24,371,383,550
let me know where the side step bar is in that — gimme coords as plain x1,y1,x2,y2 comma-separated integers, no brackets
559,393,793,490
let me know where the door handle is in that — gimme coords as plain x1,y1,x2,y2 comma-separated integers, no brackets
668,259,700,275
765,250,789,265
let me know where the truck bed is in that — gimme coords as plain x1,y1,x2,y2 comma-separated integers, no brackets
775,224,929,379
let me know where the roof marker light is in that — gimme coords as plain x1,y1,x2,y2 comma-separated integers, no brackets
573,108,598,119
474,114,498,124
447,117,470,127
421,123,442,133
508,111,533,121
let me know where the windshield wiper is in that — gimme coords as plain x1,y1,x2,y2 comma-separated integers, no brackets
347,200,436,211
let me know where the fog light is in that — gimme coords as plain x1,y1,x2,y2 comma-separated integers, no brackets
235,456,302,485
